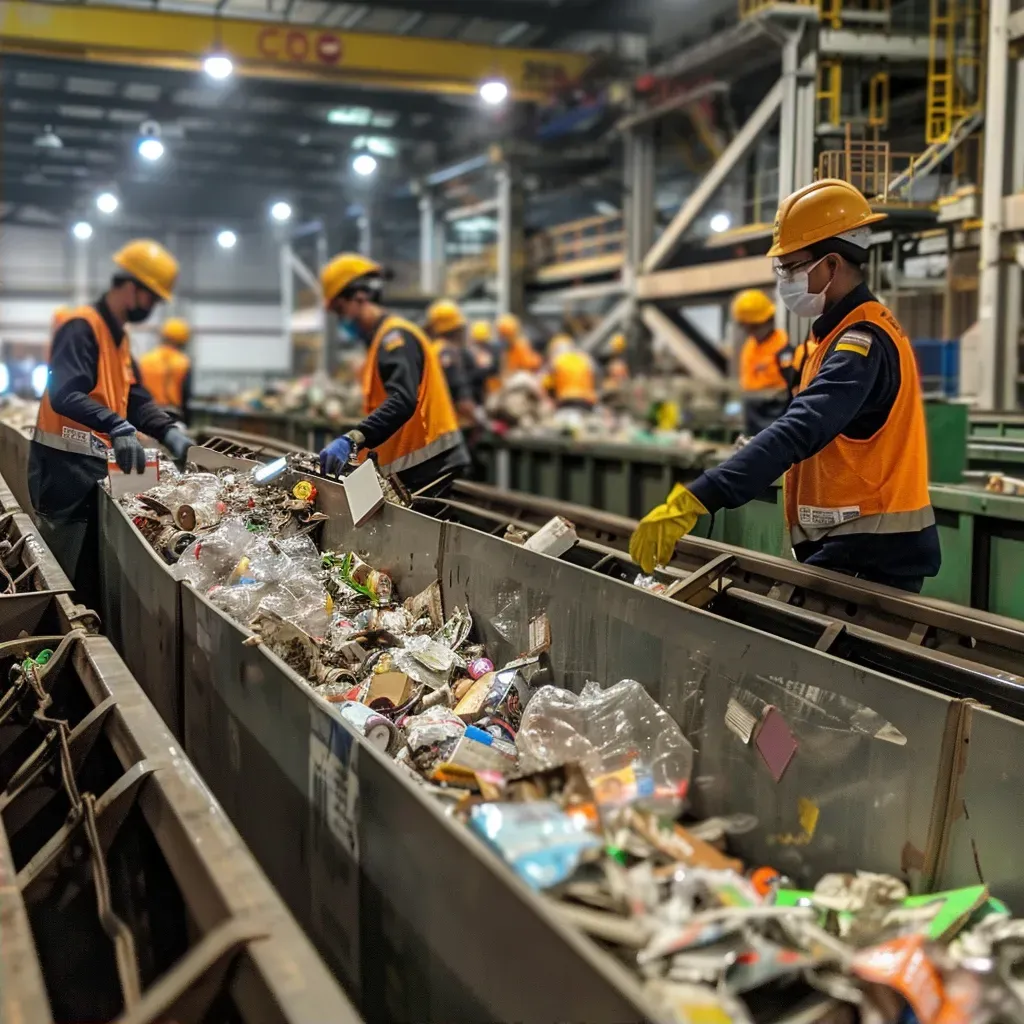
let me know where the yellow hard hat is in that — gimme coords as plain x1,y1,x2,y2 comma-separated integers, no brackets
609,332,626,355
161,317,191,345
471,320,492,343
320,253,382,307
731,290,776,326
548,333,573,357
426,299,467,337
496,313,521,341
767,179,886,259
113,239,178,301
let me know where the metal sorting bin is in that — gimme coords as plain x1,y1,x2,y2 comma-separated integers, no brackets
95,448,1024,1022
1,564,359,1019
0,466,74,641
0,421,33,521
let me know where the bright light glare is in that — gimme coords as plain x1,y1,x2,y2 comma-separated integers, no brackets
203,54,234,80
31,365,48,398
253,456,288,483
710,212,731,233
216,229,237,249
0,365,9,395
352,154,377,177
138,137,165,161
96,192,118,214
72,221,93,241
270,201,292,222
479,79,509,105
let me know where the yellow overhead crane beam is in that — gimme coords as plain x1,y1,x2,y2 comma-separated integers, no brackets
0,0,591,99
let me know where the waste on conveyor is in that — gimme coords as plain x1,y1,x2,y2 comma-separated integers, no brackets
121,464,1024,1024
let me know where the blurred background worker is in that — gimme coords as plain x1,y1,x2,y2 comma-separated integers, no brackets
497,313,543,375
470,320,502,402
630,179,940,594
732,289,793,435
545,333,597,410
318,254,469,489
138,317,192,424
425,299,477,427
601,332,631,401
29,239,196,602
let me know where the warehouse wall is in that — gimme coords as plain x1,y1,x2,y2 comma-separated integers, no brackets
0,224,288,396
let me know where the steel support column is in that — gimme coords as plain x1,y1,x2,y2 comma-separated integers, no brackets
279,242,293,354
642,79,784,273
419,193,437,296
496,163,524,316
73,236,89,307
777,32,800,205
624,127,657,279
978,0,1023,409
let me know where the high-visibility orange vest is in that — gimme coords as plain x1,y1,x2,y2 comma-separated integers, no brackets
505,335,542,374
361,315,463,477
792,336,818,376
35,305,133,459
550,349,597,405
139,344,190,410
784,301,934,546
739,329,791,395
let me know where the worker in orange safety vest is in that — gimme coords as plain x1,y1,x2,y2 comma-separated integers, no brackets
630,179,940,593
497,314,543,375
732,289,794,435
317,254,469,488
544,333,597,410
138,317,192,423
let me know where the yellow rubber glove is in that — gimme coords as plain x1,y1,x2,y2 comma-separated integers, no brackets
628,484,708,573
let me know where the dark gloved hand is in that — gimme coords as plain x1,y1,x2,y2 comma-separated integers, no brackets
319,435,353,478
163,427,196,464
109,423,146,474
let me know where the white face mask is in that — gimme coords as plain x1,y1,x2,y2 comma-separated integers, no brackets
777,256,833,318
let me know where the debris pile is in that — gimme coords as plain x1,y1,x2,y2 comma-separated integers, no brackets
123,467,1024,1024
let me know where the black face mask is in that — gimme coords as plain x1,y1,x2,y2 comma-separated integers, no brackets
125,305,152,323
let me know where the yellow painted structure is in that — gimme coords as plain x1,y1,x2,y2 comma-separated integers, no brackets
0,0,591,98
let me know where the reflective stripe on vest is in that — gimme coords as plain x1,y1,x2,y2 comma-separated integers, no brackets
551,350,597,404
361,315,463,477
139,344,189,409
34,305,133,460
784,301,934,546
740,329,791,397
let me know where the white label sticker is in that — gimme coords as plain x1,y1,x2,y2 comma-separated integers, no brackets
797,504,861,528
308,708,361,994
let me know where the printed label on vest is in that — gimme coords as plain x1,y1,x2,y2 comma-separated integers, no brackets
798,504,861,528
61,425,91,446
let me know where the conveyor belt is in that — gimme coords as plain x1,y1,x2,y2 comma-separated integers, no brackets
417,481,1024,717
193,431,1024,715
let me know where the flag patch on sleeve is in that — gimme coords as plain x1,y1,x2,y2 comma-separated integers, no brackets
835,330,873,356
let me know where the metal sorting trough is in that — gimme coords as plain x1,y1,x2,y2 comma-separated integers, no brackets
1,577,359,1019
95,446,1024,1023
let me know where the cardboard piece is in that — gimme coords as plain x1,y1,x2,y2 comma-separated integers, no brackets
366,672,412,707
523,516,577,557
107,448,160,499
343,458,386,526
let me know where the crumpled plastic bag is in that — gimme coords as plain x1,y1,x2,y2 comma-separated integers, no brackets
516,679,694,817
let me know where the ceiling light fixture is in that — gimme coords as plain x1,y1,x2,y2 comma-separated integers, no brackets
709,212,731,233
138,137,165,161
479,79,509,105
72,221,93,241
33,125,63,150
96,192,119,214
352,153,377,177
270,201,292,222
217,229,237,249
204,53,234,80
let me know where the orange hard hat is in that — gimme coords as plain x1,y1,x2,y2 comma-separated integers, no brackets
161,317,191,345
113,239,179,300
768,179,886,259
426,299,467,337
320,253,382,307
731,290,776,326
496,313,520,341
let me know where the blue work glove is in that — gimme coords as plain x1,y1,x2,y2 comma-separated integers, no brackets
109,423,146,474
163,426,196,464
319,435,353,478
